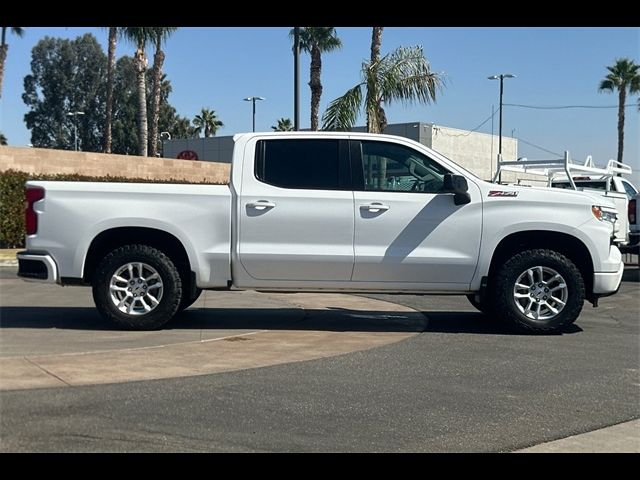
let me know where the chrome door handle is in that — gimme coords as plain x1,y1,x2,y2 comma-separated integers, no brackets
247,200,276,210
361,203,390,212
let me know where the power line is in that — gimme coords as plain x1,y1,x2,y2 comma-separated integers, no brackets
505,103,637,110
435,111,496,137
516,136,562,157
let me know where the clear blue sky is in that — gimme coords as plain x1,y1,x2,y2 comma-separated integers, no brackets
1,27,639,183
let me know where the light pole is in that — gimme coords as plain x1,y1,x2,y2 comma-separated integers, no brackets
67,111,85,151
159,131,171,158
487,74,515,156
244,96,265,132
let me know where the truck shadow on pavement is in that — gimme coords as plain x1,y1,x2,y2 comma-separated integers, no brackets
0,306,581,335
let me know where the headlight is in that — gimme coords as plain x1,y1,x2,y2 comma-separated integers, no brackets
592,205,617,224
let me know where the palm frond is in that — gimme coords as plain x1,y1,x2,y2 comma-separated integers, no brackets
598,79,615,92
122,27,156,49
321,84,363,131
377,46,444,106
290,27,341,54
151,27,178,45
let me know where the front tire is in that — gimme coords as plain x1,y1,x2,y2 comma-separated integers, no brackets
178,286,202,312
92,244,182,330
466,294,494,315
494,249,584,333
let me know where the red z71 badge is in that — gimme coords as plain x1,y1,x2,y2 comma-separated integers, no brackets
488,191,518,197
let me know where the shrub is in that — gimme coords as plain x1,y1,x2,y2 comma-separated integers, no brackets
0,169,225,249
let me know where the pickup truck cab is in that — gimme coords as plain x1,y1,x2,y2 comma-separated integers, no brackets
18,132,624,333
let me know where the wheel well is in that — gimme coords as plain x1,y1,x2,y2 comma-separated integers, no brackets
83,227,192,284
488,231,594,300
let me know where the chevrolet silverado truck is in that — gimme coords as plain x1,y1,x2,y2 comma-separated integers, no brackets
18,132,624,333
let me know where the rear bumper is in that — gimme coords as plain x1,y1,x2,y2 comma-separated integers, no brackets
17,251,59,283
593,247,624,295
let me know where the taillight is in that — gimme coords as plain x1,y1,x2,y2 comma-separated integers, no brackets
25,186,45,235
629,199,637,225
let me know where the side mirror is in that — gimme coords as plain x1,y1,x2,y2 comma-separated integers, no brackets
443,174,471,205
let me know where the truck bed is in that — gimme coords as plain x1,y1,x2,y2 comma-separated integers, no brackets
26,181,233,287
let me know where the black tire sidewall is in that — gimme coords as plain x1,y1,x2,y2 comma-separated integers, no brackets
178,287,202,312
92,245,182,330
466,294,494,315
495,249,584,333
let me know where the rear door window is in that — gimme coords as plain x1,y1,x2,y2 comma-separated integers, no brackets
255,139,349,190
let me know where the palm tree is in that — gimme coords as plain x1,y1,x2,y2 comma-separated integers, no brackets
289,27,341,131
0,132,7,145
193,108,224,137
599,58,640,164
123,27,155,156
149,27,178,157
103,27,119,153
368,27,385,132
271,118,294,131
0,27,24,99
322,44,444,133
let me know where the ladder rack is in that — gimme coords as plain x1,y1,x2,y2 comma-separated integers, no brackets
492,151,633,190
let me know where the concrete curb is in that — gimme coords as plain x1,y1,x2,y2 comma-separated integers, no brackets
0,291,428,391
515,419,640,453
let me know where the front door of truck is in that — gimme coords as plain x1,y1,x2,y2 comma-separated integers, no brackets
351,139,482,288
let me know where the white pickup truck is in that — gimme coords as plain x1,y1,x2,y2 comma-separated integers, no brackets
18,132,624,333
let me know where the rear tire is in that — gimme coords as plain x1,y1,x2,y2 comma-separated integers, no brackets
494,249,584,333
92,244,182,330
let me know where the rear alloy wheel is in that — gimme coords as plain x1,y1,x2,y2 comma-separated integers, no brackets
494,249,584,333
93,244,182,330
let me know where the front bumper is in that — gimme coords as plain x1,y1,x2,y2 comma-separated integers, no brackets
593,246,624,295
17,251,59,283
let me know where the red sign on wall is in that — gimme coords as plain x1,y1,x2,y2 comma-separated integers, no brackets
177,150,198,161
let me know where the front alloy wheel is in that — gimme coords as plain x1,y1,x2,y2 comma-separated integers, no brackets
513,266,568,321
494,249,584,333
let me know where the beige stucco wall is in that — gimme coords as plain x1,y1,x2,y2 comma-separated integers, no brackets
429,124,518,181
0,146,230,184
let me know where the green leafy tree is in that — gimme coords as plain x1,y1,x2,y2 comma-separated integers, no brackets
0,27,24,99
598,58,640,164
0,132,7,145
323,28,443,133
149,27,178,157
271,118,294,131
289,27,341,130
103,27,120,153
193,108,224,137
122,27,155,156
22,34,107,151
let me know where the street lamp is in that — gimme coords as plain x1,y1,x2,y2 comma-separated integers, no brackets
244,96,265,132
487,74,515,156
66,111,85,151
159,131,171,158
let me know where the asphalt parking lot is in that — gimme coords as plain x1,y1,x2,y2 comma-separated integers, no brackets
0,264,638,452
